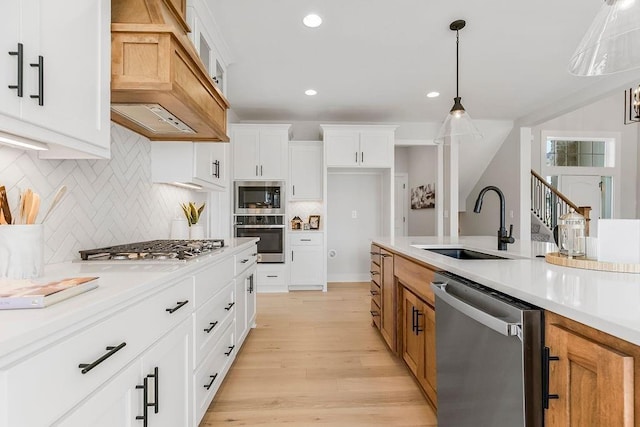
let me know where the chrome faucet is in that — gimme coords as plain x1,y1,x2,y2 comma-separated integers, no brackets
473,186,515,250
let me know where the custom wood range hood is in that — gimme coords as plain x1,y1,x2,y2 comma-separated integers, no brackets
111,0,229,142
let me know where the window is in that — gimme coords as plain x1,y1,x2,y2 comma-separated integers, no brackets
545,139,607,167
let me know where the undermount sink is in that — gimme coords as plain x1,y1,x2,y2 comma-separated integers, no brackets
422,248,510,260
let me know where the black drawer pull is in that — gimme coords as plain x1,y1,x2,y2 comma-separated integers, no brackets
78,342,127,374
251,252,258,256
224,345,235,356
240,258,249,264
8,43,23,97
370,271,379,275
267,275,278,278
204,321,219,333
29,55,44,106
204,373,219,390
135,377,149,426
224,302,235,311
147,366,159,414
370,310,380,317
380,253,391,258
370,290,379,296
165,300,189,314
415,310,424,335
369,251,380,255
300,238,312,241
543,346,561,409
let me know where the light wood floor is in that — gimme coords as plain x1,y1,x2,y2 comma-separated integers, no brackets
200,282,437,426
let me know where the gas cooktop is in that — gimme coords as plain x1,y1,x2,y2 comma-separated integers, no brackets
78,239,224,262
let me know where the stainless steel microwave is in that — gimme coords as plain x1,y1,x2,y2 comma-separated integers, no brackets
234,181,285,215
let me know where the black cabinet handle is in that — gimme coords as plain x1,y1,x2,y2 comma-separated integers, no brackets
361,152,364,163
165,300,189,314
224,345,235,356
224,302,235,311
369,251,380,255
300,238,312,242
78,342,126,374
147,367,159,414
212,160,220,178
370,290,379,296
355,152,358,163
292,184,295,196
213,76,219,84
266,275,278,278
255,165,258,176
251,253,258,257
415,310,424,335
204,321,219,333
370,271,379,275
29,55,43,106
8,43,23,97
370,310,380,317
411,307,417,334
543,346,560,409
248,274,254,294
380,253,391,258
240,259,249,264
204,373,218,390
135,376,149,426
260,165,263,176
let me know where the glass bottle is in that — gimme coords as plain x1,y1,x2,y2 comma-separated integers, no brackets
558,208,586,258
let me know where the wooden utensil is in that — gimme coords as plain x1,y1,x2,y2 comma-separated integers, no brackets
27,193,40,224
0,186,11,225
0,206,7,225
40,185,67,223
21,189,33,225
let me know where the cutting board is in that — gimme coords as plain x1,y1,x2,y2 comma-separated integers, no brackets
545,252,640,274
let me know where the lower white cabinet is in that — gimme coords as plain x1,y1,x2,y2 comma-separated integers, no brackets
257,263,288,293
235,264,257,346
289,232,325,290
56,318,192,427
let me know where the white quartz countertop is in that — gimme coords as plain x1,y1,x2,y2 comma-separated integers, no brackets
372,236,640,346
0,238,258,363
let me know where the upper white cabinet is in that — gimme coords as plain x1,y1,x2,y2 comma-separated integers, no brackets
151,142,228,191
0,0,110,158
290,141,323,201
322,125,396,168
186,0,230,96
232,124,291,180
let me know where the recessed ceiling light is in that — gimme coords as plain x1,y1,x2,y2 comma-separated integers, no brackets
305,89,318,96
426,91,440,98
303,14,322,28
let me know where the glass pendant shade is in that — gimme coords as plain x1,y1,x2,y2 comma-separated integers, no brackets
569,0,640,76
434,102,482,144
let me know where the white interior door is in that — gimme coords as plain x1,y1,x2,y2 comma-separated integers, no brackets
559,175,602,236
394,174,408,236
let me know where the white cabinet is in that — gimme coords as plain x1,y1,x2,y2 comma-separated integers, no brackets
290,141,323,200
186,0,229,96
234,245,258,346
257,263,288,293
232,124,291,180
151,142,228,191
322,125,396,168
289,232,325,290
0,0,110,158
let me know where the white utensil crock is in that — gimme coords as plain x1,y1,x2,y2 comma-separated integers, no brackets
0,224,44,279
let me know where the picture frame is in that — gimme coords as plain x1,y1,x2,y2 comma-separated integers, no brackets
308,215,321,230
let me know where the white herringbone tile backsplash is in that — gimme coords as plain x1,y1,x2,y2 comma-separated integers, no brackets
0,123,206,263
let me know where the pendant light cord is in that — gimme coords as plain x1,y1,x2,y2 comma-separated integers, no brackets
456,29,460,99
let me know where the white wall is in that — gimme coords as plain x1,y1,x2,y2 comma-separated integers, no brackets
327,172,382,282
395,147,409,173
407,146,438,236
0,124,206,263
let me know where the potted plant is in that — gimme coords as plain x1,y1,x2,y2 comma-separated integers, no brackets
181,202,205,239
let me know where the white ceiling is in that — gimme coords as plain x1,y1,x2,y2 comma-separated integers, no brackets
208,0,638,124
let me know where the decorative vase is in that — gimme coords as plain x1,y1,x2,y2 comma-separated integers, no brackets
189,224,205,240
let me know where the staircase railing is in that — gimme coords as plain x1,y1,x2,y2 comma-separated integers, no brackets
530,169,591,236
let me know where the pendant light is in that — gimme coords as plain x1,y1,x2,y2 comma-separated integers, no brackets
569,0,640,76
434,19,481,144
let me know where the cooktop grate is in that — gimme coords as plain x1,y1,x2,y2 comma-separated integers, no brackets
79,239,224,261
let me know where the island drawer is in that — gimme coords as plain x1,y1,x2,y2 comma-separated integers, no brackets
370,261,381,286
394,255,437,306
370,281,381,307
193,281,235,367
235,244,258,276
194,256,234,307
370,299,381,329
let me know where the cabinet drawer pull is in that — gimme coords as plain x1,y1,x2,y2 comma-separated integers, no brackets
165,300,189,314
8,43,23,97
370,310,380,317
361,151,364,163
300,238,312,242
204,321,219,333
248,274,255,294
415,310,424,335
260,165,263,176
29,55,44,106
266,275,278,278
370,290,379,296
78,342,127,374
251,252,258,257
380,253,391,258
355,152,358,163
135,376,149,426
292,184,295,196
256,165,259,176
224,345,235,356
369,251,380,255
147,367,159,414
224,302,235,311
240,258,249,264
212,160,220,178
370,271,379,275
204,373,219,390
543,346,560,408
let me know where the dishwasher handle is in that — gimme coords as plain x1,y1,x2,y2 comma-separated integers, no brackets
431,282,521,338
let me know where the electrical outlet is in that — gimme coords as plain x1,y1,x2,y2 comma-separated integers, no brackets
351,210,357,219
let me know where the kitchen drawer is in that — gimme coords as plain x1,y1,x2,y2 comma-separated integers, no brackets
0,277,193,427
194,255,234,307
290,232,322,245
394,255,437,307
194,322,235,424
235,244,258,275
257,264,287,293
193,281,235,367
370,299,381,330
370,261,381,286
370,281,381,307
370,244,381,265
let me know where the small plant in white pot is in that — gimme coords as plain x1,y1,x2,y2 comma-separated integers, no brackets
181,202,205,239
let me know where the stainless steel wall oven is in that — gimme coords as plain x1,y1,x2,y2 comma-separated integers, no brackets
234,215,285,263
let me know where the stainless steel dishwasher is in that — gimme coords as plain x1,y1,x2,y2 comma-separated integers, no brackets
431,271,543,427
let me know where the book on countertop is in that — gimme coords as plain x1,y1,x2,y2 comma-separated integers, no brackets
0,277,99,309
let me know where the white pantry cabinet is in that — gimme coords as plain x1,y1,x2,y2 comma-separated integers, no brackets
151,142,228,191
289,141,323,201
232,124,291,180
0,0,110,158
322,125,396,168
289,232,325,290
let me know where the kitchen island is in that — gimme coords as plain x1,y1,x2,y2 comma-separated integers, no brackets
372,235,640,426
